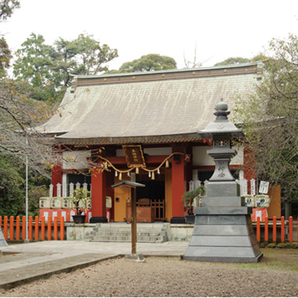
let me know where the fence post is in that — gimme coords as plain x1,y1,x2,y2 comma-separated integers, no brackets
3,216,8,240
0,216,2,229
281,216,285,243
288,216,293,243
60,217,64,240
54,217,58,240
273,216,277,243
16,216,20,240
41,216,45,240
28,216,33,241
22,216,26,240
35,216,39,241
265,216,268,242
256,216,261,243
9,216,14,240
47,219,51,240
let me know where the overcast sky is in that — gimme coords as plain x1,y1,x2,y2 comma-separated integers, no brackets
2,0,298,71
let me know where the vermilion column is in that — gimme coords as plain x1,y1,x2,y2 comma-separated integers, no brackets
171,144,185,222
51,163,62,197
90,165,107,222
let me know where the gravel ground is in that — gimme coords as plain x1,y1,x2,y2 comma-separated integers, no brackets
1,252,298,297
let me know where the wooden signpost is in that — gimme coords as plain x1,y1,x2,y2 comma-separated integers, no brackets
111,180,145,256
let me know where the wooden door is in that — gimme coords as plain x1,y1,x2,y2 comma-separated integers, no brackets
114,174,131,222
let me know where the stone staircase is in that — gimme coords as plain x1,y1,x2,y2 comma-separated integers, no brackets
85,223,170,243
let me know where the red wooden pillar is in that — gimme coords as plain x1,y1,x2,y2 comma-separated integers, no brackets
256,216,261,243
35,216,39,241
91,164,107,222
22,216,26,240
171,144,185,223
47,219,51,240
41,217,45,240
9,216,14,240
3,216,8,239
60,217,65,240
289,216,293,243
28,216,33,241
16,216,20,240
281,216,285,243
54,217,58,240
273,216,277,243
51,162,62,197
265,216,268,242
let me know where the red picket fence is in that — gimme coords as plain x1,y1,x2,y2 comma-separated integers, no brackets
0,216,65,241
254,216,298,243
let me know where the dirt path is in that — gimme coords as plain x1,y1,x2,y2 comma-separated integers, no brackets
1,249,298,297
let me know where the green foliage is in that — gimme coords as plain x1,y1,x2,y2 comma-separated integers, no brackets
13,33,58,101
107,54,177,74
0,155,24,216
0,1,20,77
214,57,251,66
182,185,205,214
0,37,11,77
13,33,118,102
53,33,118,86
0,154,50,217
70,188,90,215
214,54,267,66
233,34,298,202
0,0,20,22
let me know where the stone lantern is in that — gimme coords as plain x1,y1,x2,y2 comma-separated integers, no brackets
183,99,263,263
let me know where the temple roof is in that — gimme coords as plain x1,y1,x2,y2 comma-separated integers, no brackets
38,63,262,145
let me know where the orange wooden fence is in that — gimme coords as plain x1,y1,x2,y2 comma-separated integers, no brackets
0,216,65,241
254,216,298,243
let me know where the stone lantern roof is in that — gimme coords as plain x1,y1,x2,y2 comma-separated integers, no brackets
198,99,243,139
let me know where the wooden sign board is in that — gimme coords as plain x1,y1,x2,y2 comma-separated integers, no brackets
122,145,146,168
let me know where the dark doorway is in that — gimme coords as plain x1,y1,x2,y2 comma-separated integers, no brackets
67,173,91,193
136,179,166,221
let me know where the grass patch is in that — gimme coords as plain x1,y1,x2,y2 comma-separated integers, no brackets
227,248,298,272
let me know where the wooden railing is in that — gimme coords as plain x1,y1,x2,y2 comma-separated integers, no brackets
1,215,297,243
136,199,166,221
0,216,65,241
254,216,298,243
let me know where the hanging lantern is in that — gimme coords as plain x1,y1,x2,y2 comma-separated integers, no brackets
152,171,155,180
166,160,169,168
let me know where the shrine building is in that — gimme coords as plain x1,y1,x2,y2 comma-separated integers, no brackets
39,63,263,223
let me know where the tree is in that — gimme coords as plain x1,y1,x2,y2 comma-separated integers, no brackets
0,0,19,21
107,54,177,74
214,55,267,66
0,0,20,77
0,37,11,77
53,33,118,86
13,33,118,101
233,34,298,203
0,1,52,216
13,33,57,101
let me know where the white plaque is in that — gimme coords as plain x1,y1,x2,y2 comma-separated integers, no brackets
259,181,269,194
250,179,256,196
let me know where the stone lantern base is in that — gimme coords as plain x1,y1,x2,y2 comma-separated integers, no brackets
183,182,263,263
0,229,8,249
183,209,263,263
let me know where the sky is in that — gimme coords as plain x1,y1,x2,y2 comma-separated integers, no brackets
1,0,298,71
